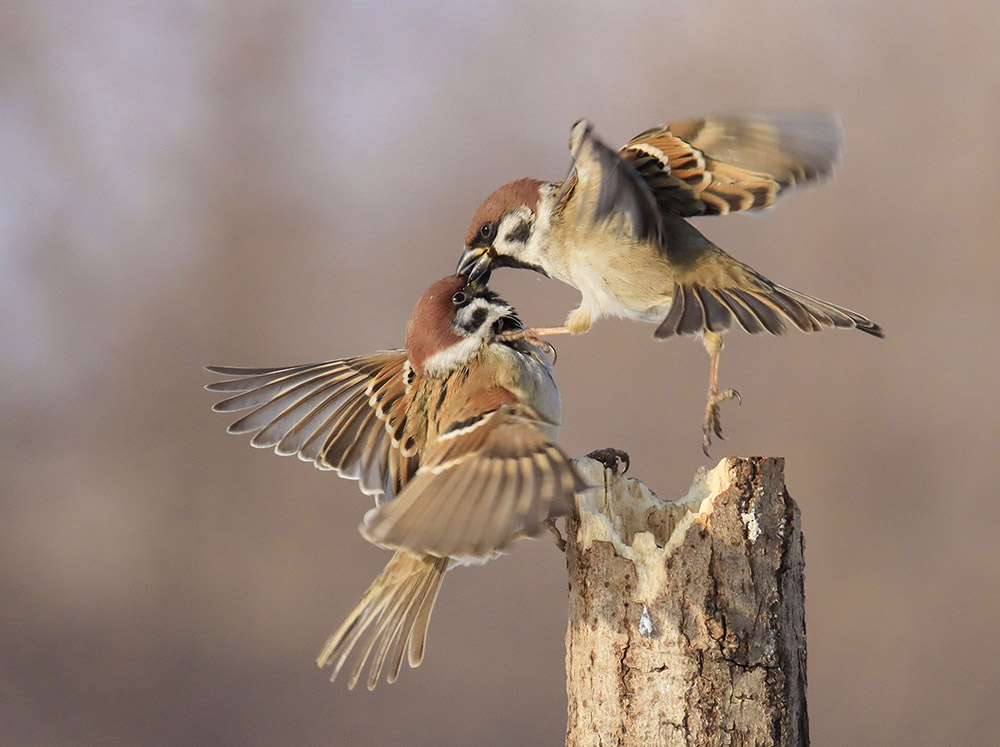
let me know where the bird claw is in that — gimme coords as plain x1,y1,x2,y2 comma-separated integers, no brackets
496,328,558,363
702,415,719,457
543,517,566,553
586,447,630,475
702,389,741,457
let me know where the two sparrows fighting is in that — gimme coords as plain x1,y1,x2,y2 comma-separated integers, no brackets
208,112,882,689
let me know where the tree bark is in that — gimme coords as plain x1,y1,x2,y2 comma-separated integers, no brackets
564,456,807,747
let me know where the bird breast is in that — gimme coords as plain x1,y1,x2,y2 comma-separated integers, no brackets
559,230,675,325
479,343,562,438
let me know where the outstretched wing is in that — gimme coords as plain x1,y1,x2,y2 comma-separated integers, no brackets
361,404,586,561
206,352,417,500
620,112,842,217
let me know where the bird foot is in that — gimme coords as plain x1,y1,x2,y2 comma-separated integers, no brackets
543,517,566,553
702,388,741,457
497,325,570,341
495,328,560,361
585,447,630,475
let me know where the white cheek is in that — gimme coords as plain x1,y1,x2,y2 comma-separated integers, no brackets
420,335,483,377
497,208,540,263
421,299,514,376
523,191,560,272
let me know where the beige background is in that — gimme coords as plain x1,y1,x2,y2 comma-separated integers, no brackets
3,2,998,744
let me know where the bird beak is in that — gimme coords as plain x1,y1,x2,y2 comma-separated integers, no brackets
457,246,494,283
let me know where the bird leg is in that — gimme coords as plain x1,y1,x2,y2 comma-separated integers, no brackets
498,326,572,339
496,304,592,343
702,331,741,457
496,323,573,357
564,306,593,335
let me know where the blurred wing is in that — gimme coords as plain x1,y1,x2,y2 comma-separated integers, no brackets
361,404,587,561
206,351,415,499
557,119,664,247
620,112,843,216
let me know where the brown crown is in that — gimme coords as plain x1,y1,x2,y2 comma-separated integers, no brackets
404,275,467,374
465,178,544,246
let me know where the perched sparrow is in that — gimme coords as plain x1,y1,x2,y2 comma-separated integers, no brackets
206,275,584,690
457,114,883,454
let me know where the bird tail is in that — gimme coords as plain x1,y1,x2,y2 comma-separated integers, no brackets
766,281,883,337
655,272,883,340
316,550,448,690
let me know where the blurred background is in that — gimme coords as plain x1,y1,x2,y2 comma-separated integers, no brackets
3,2,998,744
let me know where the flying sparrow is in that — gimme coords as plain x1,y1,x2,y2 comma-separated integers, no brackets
206,275,585,690
456,114,883,454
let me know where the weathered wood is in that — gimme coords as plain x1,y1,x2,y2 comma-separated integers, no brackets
565,456,807,747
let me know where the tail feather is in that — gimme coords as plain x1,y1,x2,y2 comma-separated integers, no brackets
655,276,883,340
404,564,445,669
771,282,884,337
317,550,448,690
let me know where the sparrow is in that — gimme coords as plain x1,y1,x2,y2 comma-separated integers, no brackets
456,114,884,454
206,275,585,690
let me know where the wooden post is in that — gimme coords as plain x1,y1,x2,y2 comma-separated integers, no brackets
564,456,807,747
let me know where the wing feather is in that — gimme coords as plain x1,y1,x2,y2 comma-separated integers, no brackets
558,119,664,247
621,112,843,217
206,352,412,499
361,405,587,561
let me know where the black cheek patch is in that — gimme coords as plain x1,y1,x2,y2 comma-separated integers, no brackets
505,221,531,244
462,306,488,333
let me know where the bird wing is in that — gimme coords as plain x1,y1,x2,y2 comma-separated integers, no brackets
556,119,665,248
361,404,586,561
620,112,843,216
206,351,416,500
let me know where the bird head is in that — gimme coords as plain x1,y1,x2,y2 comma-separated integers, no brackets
404,275,522,377
456,177,551,283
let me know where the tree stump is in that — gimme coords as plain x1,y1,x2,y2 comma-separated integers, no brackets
564,456,807,747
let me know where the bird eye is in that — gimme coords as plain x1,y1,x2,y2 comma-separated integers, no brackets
479,222,496,241
452,291,467,305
